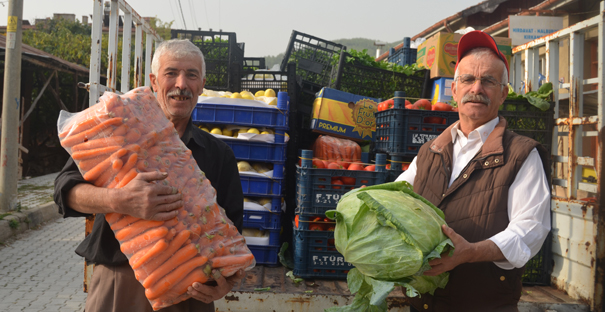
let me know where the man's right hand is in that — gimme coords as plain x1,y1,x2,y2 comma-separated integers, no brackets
114,171,183,221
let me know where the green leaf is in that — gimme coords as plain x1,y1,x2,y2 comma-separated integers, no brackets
278,242,294,269
286,270,304,284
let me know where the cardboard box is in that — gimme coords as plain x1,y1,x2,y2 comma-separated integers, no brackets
310,88,379,142
416,32,512,78
430,77,454,104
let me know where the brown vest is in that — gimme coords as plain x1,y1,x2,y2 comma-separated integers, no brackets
408,117,549,312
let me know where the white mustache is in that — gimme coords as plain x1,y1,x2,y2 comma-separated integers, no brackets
461,93,491,105
167,89,193,98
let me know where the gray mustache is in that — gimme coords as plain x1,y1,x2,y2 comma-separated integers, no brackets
461,93,491,105
167,89,193,98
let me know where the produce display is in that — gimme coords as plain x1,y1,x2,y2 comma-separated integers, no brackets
377,98,456,112
57,87,255,310
325,181,454,312
200,88,278,106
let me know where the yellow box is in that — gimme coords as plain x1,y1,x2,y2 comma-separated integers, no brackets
416,32,512,78
310,88,379,142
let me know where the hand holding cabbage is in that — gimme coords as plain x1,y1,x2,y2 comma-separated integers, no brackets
325,181,454,312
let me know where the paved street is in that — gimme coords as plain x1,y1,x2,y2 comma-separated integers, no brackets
0,217,87,312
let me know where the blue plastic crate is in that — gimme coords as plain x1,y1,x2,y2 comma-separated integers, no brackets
192,103,288,129
240,175,284,196
248,244,280,265
374,108,459,157
224,140,287,163
244,228,280,246
244,196,283,213
292,227,352,279
243,209,281,230
295,166,388,217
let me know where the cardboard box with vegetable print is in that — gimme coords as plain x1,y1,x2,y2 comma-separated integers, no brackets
310,88,379,142
416,32,512,78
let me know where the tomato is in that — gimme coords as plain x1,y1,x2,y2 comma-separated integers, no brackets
295,215,299,228
413,99,432,110
309,224,324,231
405,104,414,109
327,162,342,170
385,164,391,170
336,160,349,169
377,101,385,111
405,100,412,106
312,158,326,169
331,178,344,189
385,99,394,110
327,226,335,231
348,163,365,171
364,165,376,171
432,102,453,111
425,116,445,124
402,163,410,171
341,176,356,185
452,106,459,112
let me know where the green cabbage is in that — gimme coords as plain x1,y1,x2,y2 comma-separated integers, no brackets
325,181,454,312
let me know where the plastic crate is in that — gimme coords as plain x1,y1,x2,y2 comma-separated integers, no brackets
244,196,283,213
523,232,553,286
240,175,284,196
224,140,287,163
243,57,266,71
374,108,459,157
295,150,388,217
171,29,243,91
330,51,431,100
280,30,346,94
192,103,288,129
243,209,281,230
499,100,554,152
248,244,280,265
241,70,289,95
387,38,417,66
292,227,353,279
244,228,280,246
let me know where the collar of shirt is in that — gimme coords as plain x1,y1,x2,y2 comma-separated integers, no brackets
451,116,500,147
181,118,206,149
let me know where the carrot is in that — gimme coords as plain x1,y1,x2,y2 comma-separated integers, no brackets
137,131,159,150
120,226,168,255
147,155,162,168
147,146,164,157
124,143,141,154
145,255,209,300
72,145,122,161
151,268,209,310
129,243,155,268
125,128,142,143
71,136,126,152
114,153,138,183
189,223,202,238
78,156,105,172
60,117,123,148
112,123,130,137
82,148,127,181
59,113,112,138
136,230,191,282
110,215,140,231
93,159,123,187
115,219,164,241
164,217,179,228
131,238,169,270
210,253,255,269
137,160,150,171
116,168,138,188
104,212,123,225
142,243,199,289
165,227,177,241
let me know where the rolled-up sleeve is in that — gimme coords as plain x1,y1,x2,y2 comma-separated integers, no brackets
53,157,91,218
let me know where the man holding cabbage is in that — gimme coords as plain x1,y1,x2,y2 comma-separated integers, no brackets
393,30,551,311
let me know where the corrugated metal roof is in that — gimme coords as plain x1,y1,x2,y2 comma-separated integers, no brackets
0,34,89,74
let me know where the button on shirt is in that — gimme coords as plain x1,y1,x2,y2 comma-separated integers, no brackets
396,117,551,269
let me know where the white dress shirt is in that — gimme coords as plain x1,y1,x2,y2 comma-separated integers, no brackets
396,117,551,269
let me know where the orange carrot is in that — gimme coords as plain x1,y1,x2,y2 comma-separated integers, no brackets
116,168,138,188
151,268,209,310
112,123,130,136
136,160,150,171
71,136,126,152
104,212,123,225
124,143,141,154
164,217,179,228
131,238,169,270
189,223,202,238
137,131,159,150
72,145,122,161
120,226,168,255
142,243,199,289
110,215,140,231
129,243,155,267
114,153,138,183
93,159,123,187
60,117,123,148
145,255,209,300
210,253,255,269
115,219,164,241
59,113,112,138
125,128,142,143
136,230,191,282
83,148,127,181
78,157,105,172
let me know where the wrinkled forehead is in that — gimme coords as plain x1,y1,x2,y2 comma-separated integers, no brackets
159,53,203,73
457,53,505,78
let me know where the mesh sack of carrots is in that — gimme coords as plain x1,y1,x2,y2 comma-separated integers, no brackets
57,87,255,310
312,135,361,163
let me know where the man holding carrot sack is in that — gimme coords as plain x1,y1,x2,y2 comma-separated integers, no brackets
54,39,245,312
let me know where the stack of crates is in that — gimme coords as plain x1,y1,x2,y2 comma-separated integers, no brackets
374,91,459,181
192,92,290,265
293,150,388,279
387,37,417,66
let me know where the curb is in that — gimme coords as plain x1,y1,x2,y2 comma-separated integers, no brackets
0,202,62,243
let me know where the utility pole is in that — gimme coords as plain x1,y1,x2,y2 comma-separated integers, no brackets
0,0,23,212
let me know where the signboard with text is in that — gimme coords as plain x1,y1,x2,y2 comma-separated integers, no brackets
509,15,564,46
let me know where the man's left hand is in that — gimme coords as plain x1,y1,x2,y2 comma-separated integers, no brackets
188,269,245,304
423,225,473,276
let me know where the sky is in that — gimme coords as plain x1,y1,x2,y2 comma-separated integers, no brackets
0,0,482,57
